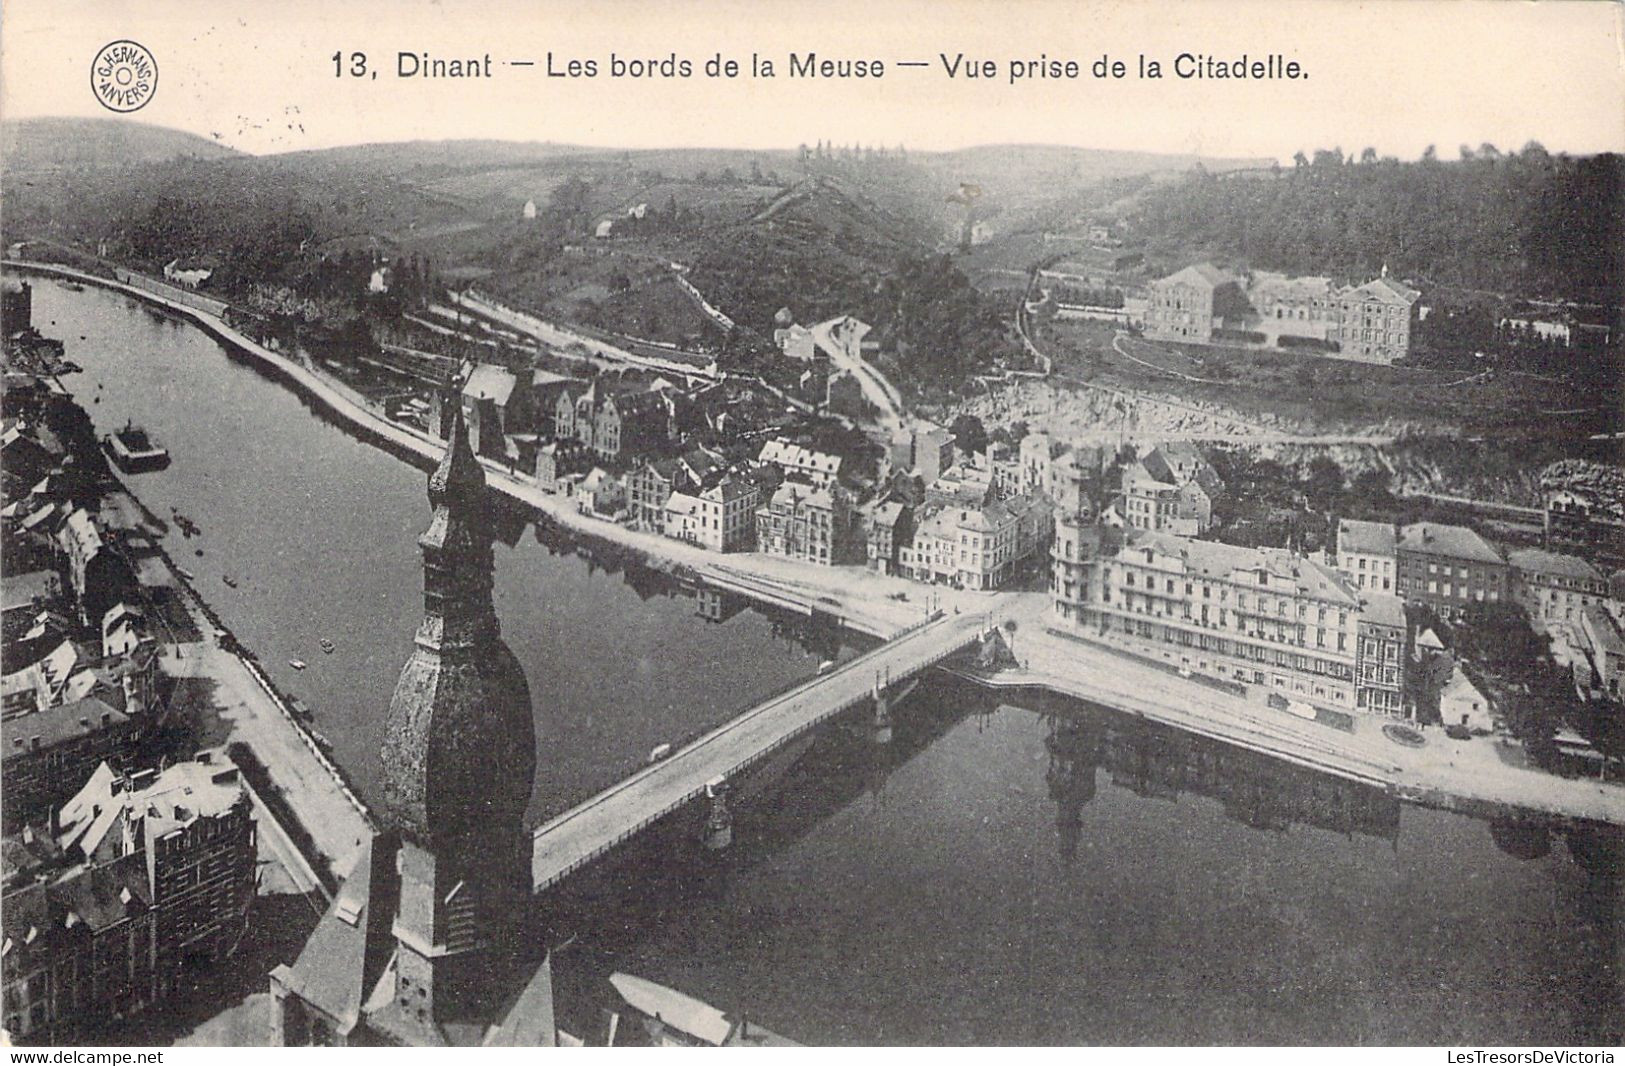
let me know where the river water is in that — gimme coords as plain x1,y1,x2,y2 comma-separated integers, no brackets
31,278,1622,1045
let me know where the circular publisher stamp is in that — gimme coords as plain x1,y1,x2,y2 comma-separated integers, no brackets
91,40,158,112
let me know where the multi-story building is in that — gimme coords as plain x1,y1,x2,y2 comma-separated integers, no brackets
1145,264,1421,363
757,439,842,488
902,494,1052,590
1354,593,1407,716
554,381,671,462
693,475,761,553
627,457,691,530
1331,276,1421,364
1119,446,1222,536
755,480,850,566
1331,518,1397,594
1145,263,1244,343
2,691,146,827
1507,547,1608,629
1,752,256,1040
1394,522,1508,622
865,501,912,575
1053,527,1385,710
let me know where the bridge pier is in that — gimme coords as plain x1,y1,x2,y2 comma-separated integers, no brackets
871,684,892,745
701,777,732,851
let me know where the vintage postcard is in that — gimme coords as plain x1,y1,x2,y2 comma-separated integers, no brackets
0,0,1621,1053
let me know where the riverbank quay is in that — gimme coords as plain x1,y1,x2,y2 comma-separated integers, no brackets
47,378,376,893
16,260,1623,832
996,617,1625,828
6,259,978,638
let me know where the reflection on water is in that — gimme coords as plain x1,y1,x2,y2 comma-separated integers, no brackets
33,278,1623,1047
30,279,859,826
544,676,1620,1046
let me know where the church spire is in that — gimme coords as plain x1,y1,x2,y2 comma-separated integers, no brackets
379,395,534,848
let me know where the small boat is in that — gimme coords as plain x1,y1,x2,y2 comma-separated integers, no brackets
222,574,238,588
194,548,203,557
62,281,84,292
288,659,307,671
102,421,170,472
319,638,335,654
176,566,195,581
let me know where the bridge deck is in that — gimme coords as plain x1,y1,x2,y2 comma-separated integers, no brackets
531,611,989,891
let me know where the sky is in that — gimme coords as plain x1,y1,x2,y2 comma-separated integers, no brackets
2,0,1622,162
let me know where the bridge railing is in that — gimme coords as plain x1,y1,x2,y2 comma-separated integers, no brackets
532,615,984,891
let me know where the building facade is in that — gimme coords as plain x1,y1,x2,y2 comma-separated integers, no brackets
1331,518,1397,594
755,481,850,566
1,753,255,1041
1508,547,1607,629
1053,527,1391,710
1394,522,1508,622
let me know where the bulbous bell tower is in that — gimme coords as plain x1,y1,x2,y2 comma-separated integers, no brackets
375,400,537,1038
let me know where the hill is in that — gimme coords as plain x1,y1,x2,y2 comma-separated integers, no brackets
2,117,240,172
1127,146,1623,302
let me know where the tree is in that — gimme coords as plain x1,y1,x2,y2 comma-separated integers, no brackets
1350,466,1392,503
1359,146,1378,165
1304,456,1345,511
949,414,988,456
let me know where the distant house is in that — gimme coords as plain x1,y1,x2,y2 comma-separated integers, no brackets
368,266,391,294
865,501,912,576
663,491,704,545
1577,604,1624,698
1439,666,1493,733
594,220,615,239
162,258,213,290
757,439,842,487
774,323,817,362
535,440,593,494
1119,445,1221,537
574,468,625,518
523,199,537,220
461,364,519,459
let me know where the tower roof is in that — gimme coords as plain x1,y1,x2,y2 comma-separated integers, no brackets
381,391,534,848
429,400,486,515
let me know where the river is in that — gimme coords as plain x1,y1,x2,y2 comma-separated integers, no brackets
30,277,1622,1045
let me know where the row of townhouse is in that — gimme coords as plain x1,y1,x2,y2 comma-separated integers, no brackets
1330,515,1625,706
1144,263,1422,364
1053,520,1406,713
1,753,256,1040
1328,519,1508,623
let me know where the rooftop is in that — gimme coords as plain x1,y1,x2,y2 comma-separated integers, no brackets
1338,518,1397,557
1507,547,1604,583
1397,522,1503,565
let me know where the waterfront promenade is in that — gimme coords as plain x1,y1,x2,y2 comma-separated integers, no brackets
1014,618,1625,826
15,260,1624,833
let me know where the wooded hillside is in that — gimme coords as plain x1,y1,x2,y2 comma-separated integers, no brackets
1130,146,1622,302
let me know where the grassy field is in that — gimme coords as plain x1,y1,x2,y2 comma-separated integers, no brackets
1044,319,1615,436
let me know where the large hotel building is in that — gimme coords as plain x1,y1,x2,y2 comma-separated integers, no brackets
1054,521,1407,714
